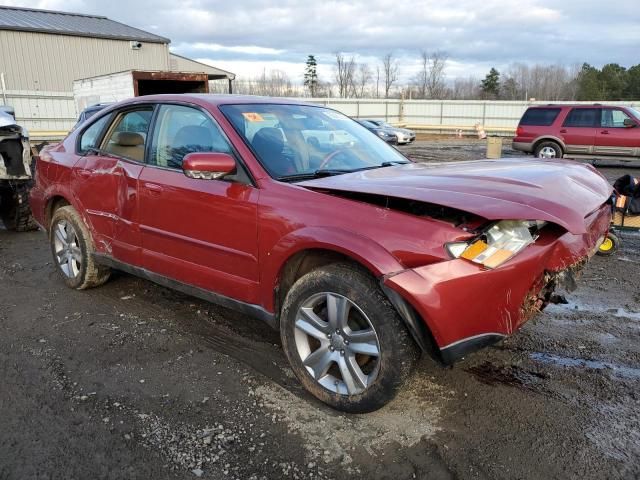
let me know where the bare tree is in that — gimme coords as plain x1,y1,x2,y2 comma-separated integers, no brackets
334,52,356,98
426,51,448,99
413,51,448,99
382,53,399,99
354,63,373,98
450,77,480,99
504,63,579,101
414,51,429,98
375,65,381,98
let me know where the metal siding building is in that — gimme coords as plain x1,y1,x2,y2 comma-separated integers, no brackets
0,6,234,136
0,30,171,92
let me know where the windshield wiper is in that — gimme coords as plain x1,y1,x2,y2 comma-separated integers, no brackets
351,161,409,172
277,169,352,182
278,161,409,182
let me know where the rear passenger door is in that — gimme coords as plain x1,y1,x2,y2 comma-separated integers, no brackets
138,103,260,303
73,107,153,266
560,108,598,154
595,108,639,156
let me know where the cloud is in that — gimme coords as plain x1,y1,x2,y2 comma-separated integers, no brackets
5,0,640,82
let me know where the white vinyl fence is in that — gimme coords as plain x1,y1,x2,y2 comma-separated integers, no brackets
3,87,640,140
308,99,640,135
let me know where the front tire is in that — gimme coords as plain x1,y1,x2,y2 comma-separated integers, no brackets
49,206,110,289
280,263,419,413
534,141,563,159
0,183,37,231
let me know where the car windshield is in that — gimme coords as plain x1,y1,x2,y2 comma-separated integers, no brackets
629,107,640,121
219,104,408,180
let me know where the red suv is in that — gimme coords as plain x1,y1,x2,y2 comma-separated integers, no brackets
513,104,640,159
30,95,611,412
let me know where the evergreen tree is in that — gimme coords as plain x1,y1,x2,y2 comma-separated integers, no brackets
304,55,318,97
480,68,500,98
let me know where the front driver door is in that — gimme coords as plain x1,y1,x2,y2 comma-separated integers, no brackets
138,103,260,304
595,108,639,157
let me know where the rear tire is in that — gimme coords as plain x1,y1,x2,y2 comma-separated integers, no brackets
280,263,419,413
0,183,37,231
534,141,563,159
49,206,111,289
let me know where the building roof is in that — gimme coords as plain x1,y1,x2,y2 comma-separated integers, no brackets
0,6,170,44
169,53,236,80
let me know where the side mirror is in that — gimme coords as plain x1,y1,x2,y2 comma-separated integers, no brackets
623,118,636,128
182,152,236,180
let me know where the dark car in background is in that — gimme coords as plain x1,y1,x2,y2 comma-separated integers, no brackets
513,104,640,159
355,119,397,144
73,103,113,129
362,119,415,144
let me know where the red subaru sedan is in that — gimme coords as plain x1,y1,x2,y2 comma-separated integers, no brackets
30,95,612,412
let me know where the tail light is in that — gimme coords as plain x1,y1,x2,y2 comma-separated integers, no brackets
516,126,524,136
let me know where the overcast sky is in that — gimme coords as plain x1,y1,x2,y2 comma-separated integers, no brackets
7,0,640,83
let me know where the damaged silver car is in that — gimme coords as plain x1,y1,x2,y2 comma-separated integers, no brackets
0,106,36,231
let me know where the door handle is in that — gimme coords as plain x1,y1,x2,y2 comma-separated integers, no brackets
601,130,609,134
145,183,163,195
559,129,567,134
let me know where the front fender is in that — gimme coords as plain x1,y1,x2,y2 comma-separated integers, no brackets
259,226,405,311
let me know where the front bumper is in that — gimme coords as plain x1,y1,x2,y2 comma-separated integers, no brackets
383,204,611,364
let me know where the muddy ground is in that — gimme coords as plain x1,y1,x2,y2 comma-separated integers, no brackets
1,139,639,479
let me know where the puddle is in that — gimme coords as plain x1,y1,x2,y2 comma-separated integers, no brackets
546,300,640,321
466,361,546,391
530,352,640,380
617,255,640,265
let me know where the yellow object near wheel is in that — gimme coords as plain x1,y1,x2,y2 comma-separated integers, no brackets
599,238,614,252
596,233,619,257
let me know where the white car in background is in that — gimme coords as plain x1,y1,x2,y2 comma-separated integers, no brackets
362,119,416,144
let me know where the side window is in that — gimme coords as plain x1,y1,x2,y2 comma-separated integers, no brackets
563,108,598,128
78,115,110,153
101,109,153,162
601,109,632,128
150,104,232,169
519,108,561,126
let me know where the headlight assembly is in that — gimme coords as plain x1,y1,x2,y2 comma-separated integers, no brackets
445,220,546,269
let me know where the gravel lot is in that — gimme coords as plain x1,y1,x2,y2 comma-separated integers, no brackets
1,140,639,479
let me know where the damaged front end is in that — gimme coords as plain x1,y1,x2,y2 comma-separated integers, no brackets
0,108,32,180
0,108,36,231
382,203,611,366
520,257,589,322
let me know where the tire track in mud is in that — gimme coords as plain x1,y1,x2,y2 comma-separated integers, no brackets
87,273,304,395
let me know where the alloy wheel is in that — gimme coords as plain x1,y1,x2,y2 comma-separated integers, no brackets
538,146,557,158
52,220,82,279
293,292,380,395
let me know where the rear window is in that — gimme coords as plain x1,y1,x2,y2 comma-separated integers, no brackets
519,108,561,126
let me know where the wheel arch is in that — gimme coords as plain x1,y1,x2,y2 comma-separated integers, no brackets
45,195,72,230
532,136,565,154
266,229,440,359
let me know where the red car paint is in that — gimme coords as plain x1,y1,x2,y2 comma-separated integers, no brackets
30,94,612,363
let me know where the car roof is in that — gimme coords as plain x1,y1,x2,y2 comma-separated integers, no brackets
113,94,316,108
527,104,628,109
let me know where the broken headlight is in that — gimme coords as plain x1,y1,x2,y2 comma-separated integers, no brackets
445,220,546,269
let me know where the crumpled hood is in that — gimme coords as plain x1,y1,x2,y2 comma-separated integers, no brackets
299,158,612,234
